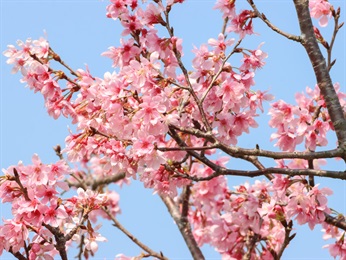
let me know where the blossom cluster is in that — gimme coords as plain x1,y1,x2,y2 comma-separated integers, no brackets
269,84,346,152
0,155,118,257
3,0,274,200
189,158,333,259
2,0,345,258
309,0,332,27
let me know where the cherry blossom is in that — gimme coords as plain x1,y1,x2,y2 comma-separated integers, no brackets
309,0,332,27
2,0,346,258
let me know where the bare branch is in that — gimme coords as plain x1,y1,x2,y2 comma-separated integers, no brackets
169,124,345,160
160,195,205,260
327,7,343,71
174,167,345,182
102,207,168,260
247,0,301,42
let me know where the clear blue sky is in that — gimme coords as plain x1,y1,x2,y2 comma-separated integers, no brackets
1,0,345,259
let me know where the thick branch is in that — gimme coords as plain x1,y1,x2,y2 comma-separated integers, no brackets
293,0,346,153
9,250,27,260
160,195,205,260
42,224,68,260
325,214,346,230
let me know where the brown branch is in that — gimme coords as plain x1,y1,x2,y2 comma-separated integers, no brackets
308,159,315,187
160,195,205,260
174,167,345,182
53,145,63,160
169,124,345,160
180,185,191,221
243,232,260,260
276,220,296,259
13,168,30,201
49,47,79,77
9,249,27,260
67,172,126,190
163,9,211,131
325,214,346,230
221,17,229,35
102,207,168,260
293,0,346,156
327,7,343,71
247,0,301,42
156,145,217,152
42,224,68,260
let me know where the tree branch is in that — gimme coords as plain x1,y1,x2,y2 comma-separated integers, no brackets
169,124,345,160
174,167,344,181
293,0,346,156
102,207,168,260
327,7,343,71
42,224,68,260
247,0,301,42
67,172,126,190
160,195,205,260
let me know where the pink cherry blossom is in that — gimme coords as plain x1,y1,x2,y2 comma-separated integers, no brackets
227,10,255,38
208,33,235,54
309,0,332,27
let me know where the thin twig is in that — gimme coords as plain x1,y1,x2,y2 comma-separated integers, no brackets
67,172,126,190
103,207,168,260
247,0,301,42
327,7,343,71
13,168,30,201
50,47,80,77
163,8,212,131
200,38,243,103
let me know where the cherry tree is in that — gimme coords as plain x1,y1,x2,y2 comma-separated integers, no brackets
1,0,346,259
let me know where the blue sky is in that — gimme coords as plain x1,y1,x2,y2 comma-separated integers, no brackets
1,0,345,259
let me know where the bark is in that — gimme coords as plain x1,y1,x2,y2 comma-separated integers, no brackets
160,195,205,260
293,0,346,158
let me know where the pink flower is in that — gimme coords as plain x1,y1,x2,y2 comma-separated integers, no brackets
106,0,130,19
29,243,55,260
115,254,135,260
32,37,49,59
227,10,255,38
120,14,142,36
132,132,156,157
309,0,332,27
0,219,29,253
268,100,297,128
248,89,274,112
138,3,165,26
241,43,268,70
208,33,234,54
213,0,236,19
42,204,68,227
134,95,166,125
270,125,303,152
